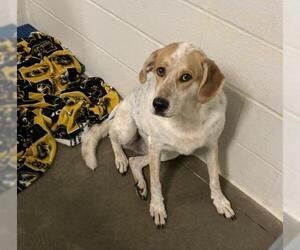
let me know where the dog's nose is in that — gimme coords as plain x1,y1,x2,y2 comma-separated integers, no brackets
153,97,169,113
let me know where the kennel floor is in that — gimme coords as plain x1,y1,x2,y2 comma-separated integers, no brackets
18,138,282,250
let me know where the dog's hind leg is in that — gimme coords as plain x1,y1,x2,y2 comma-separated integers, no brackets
109,101,137,175
129,156,149,200
129,152,179,200
110,140,129,175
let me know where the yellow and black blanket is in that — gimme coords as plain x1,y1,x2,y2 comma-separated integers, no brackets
17,31,120,192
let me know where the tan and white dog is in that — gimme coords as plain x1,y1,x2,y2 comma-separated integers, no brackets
81,42,235,228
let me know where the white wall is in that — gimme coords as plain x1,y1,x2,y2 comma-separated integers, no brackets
17,0,27,26
283,0,300,222
20,0,283,219
0,0,16,26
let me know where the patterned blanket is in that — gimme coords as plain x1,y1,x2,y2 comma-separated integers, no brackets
17,30,120,192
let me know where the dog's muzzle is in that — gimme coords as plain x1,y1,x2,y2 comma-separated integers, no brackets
152,97,169,115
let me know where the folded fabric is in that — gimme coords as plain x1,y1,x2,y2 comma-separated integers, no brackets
17,31,120,192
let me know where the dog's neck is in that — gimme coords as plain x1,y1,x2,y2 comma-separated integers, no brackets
171,93,220,130
170,98,204,128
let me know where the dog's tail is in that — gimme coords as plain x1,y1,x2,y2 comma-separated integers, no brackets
81,118,113,170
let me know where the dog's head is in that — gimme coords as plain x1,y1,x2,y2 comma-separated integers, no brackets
139,42,225,117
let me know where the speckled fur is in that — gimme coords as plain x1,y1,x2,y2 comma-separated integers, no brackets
82,43,235,227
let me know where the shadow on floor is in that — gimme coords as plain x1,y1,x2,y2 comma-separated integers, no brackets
18,138,282,250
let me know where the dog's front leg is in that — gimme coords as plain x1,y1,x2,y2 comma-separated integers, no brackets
148,137,167,228
206,145,235,219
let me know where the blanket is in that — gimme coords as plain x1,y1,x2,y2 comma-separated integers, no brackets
17,30,120,192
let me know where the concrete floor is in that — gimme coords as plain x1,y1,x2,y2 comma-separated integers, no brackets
0,189,17,250
18,138,282,250
284,213,300,247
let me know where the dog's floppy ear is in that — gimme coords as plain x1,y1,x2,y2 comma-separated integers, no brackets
198,59,225,103
139,49,159,84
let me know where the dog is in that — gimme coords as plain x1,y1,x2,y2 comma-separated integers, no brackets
81,42,235,228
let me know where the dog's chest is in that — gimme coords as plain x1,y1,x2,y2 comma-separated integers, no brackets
143,118,210,155
161,128,206,155
166,139,200,155
150,112,224,155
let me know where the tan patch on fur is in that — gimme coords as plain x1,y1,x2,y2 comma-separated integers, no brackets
154,46,205,100
154,42,180,69
198,59,224,103
176,50,207,90
140,42,224,104
139,43,180,84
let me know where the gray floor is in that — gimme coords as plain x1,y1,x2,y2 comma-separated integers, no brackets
284,213,300,247
0,189,17,250
18,138,282,250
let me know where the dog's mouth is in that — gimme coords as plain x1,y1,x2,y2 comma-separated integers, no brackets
154,111,166,117
153,110,174,118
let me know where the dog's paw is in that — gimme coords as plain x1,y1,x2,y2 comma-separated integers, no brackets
115,153,128,175
134,181,148,200
150,199,167,228
212,195,235,219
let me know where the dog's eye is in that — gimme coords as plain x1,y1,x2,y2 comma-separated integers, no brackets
180,74,192,82
156,67,165,77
